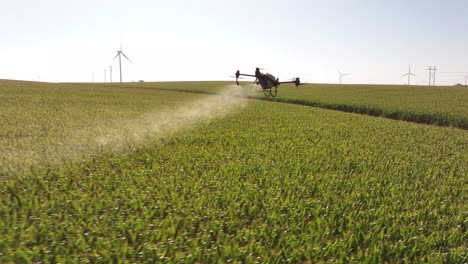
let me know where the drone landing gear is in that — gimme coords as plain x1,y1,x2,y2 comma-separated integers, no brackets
270,86,277,97
248,81,277,97
263,86,277,97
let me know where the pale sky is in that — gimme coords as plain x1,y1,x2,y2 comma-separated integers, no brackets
1,0,468,85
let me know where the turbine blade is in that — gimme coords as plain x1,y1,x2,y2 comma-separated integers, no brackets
113,52,120,60
401,73,409,77
121,52,133,63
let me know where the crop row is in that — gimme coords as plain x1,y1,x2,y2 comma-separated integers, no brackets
0,80,219,177
1,82,467,262
119,81,468,129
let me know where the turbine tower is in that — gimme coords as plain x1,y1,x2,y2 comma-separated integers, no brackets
113,45,132,83
338,71,349,84
402,65,415,85
109,66,113,83
428,66,433,86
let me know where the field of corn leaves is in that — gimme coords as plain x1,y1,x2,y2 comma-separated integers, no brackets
128,81,468,129
0,80,467,262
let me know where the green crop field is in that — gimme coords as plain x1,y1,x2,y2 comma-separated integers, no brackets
121,81,468,129
1,80,467,262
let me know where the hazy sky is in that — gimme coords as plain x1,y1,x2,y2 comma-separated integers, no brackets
1,0,468,85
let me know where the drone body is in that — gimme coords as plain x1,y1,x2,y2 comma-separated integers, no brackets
234,68,300,97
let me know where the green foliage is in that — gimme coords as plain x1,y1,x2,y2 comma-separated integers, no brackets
0,80,467,262
125,81,468,129
0,80,207,177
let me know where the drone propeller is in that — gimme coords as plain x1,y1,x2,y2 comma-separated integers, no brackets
235,70,241,85
286,77,301,87
228,75,247,79
294,77,301,87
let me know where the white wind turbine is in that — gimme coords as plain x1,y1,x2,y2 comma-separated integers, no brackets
338,71,349,84
402,65,415,85
113,44,133,83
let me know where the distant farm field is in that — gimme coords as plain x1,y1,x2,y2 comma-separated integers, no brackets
1,80,467,262
124,81,468,129
0,80,244,176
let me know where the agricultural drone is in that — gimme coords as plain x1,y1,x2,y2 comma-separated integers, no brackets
233,68,301,97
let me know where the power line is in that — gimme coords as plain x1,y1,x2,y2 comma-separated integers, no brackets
439,71,468,74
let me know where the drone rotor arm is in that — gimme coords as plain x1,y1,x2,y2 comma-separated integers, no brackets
234,72,256,86
279,77,301,87
238,73,256,78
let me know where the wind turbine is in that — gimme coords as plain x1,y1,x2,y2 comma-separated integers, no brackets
428,66,433,86
109,66,113,83
402,65,415,85
338,71,349,84
432,66,437,86
113,44,132,83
